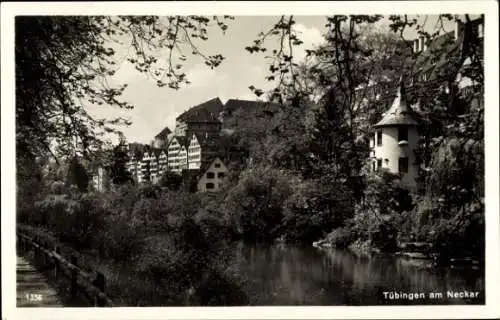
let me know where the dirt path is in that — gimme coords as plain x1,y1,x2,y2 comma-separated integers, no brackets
16,255,63,307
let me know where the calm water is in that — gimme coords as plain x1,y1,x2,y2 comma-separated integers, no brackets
228,242,485,305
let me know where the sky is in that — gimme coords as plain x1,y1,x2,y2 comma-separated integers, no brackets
84,15,460,145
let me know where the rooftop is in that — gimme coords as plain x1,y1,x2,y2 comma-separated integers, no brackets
374,80,420,128
155,126,172,139
177,97,224,123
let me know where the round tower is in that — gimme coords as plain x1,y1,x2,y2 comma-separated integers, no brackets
371,79,420,188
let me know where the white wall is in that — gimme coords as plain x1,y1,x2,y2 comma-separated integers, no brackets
188,135,201,170
373,126,419,187
197,158,228,192
168,138,182,172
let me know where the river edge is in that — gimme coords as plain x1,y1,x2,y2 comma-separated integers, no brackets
311,238,482,270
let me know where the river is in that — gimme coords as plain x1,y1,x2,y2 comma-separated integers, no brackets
228,242,485,305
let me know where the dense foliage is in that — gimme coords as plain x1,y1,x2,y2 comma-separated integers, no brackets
19,186,246,306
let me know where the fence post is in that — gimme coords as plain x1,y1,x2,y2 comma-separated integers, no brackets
93,272,106,307
70,255,78,299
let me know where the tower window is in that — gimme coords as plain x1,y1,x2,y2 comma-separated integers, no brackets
376,130,382,146
399,157,409,173
372,161,376,171
398,127,408,142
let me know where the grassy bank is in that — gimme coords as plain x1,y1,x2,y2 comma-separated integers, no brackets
17,187,248,306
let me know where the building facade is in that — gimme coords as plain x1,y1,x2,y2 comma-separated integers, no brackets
371,82,420,188
167,136,188,173
91,166,107,192
197,157,228,192
122,97,274,191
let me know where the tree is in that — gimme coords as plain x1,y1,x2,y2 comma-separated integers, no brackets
66,155,90,192
159,171,183,191
109,142,133,185
241,14,484,251
221,165,293,242
16,15,233,164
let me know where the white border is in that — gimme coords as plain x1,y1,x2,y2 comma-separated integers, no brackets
2,1,499,319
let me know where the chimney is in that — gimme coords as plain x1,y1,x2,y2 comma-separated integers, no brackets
454,20,464,41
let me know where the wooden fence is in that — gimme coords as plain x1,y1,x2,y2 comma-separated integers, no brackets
17,232,113,307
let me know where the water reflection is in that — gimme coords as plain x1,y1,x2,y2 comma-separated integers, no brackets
230,242,484,305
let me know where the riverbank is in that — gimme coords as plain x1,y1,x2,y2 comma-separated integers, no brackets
313,235,482,269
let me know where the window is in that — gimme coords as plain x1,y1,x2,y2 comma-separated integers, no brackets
372,161,376,172
399,157,409,173
217,172,225,178
385,159,389,165
214,163,221,168
398,127,408,142
206,172,215,179
377,159,382,169
206,183,214,189
376,131,382,146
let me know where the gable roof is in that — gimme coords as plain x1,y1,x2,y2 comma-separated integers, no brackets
189,131,220,149
177,97,224,123
155,126,172,139
199,157,227,177
168,135,189,149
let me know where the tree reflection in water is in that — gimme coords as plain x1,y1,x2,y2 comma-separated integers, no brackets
230,242,484,305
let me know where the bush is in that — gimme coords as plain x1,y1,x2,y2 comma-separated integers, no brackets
282,177,354,243
50,180,66,195
428,200,484,261
222,166,292,242
22,181,245,306
98,214,146,262
33,194,75,228
325,227,356,248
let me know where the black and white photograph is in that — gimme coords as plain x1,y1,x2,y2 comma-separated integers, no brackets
2,1,499,319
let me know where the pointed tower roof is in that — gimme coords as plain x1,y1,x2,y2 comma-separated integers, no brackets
374,78,420,128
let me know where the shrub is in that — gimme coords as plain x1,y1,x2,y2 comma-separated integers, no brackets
50,180,66,195
33,194,74,228
222,166,292,242
282,177,354,243
325,227,356,248
98,214,146,262
57,193,108,250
